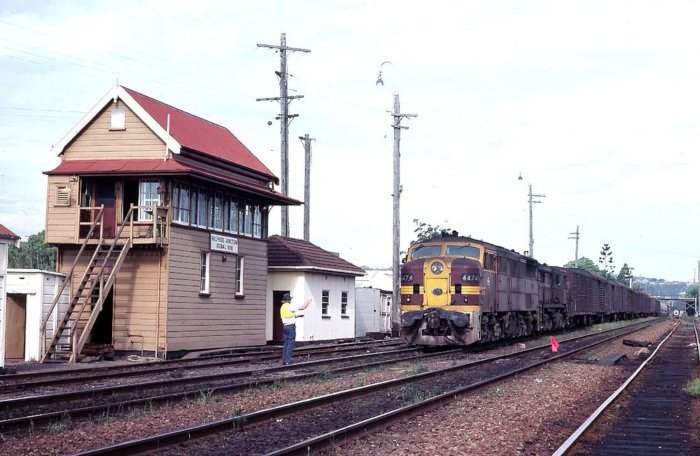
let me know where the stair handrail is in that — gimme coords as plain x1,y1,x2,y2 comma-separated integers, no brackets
69,205,136,362
40,205,104,358
70,204,136,336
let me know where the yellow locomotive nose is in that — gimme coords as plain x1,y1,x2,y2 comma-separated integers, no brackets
425,260,449,306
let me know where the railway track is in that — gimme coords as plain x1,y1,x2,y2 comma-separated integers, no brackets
0,338,402,391
553,320,700,455
72,319,662,455
0,344,440,428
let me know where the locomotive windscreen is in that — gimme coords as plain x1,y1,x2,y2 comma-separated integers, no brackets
445,245,480,259
411,245,442,259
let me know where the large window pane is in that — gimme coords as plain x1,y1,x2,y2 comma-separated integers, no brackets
229,198,239,234
213,192,223,231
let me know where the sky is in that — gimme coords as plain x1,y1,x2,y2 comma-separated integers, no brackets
0,0,698,282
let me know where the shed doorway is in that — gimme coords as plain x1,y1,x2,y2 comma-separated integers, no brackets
272,290,290,342
5,293,26,359
91,288,114,345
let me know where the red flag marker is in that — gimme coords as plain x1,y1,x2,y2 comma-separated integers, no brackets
550,336,560,353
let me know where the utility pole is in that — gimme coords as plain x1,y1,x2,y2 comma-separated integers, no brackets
257,33,310,237
299,134,314,241
527,184,545,258
390,94,416,337
568,225,580,267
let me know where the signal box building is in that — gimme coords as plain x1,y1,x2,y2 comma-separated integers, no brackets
43,86,298,361
266,236,365,343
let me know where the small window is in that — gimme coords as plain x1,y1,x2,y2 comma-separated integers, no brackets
55,185,70,206
200,252,210,294
341,291,348,315
110,108,126,130
236,256,244,296
322,290,330,316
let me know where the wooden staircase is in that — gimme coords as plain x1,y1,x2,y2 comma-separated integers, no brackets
41,206,134,363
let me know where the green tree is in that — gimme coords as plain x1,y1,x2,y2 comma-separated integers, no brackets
563,256,604,275
616,263,633,285
411,219,458,244
598,243,615,279
687,284,699,299
8,230,56,271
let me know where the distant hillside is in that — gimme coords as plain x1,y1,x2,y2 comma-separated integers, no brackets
635,278,690,297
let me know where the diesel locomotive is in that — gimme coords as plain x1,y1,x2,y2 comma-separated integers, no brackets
400,234,659,346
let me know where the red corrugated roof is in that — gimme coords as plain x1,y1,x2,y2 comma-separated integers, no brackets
268,235,365,276
45,159,300,205
122,87,275,178
0,223,20,241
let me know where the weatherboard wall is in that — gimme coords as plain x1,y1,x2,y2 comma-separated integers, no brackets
45,175,79,244
61,103,164,160
166,225,267,351
59,247,167,353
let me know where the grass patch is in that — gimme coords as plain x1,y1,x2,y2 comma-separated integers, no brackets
488,386,503,396
684,378,700,396
405,363,429,376
197,389,221,405
314,369,333,383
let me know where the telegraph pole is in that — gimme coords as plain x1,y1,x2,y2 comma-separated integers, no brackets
299,134,314,241
568,225,580,267
390,94,416,336
257,33,310,237
528,184,545,258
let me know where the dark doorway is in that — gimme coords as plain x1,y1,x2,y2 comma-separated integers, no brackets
95,180,116,238
5,294,27,359
272,290,290,342
91,287,114,345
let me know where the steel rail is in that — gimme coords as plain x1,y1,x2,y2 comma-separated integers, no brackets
75,320,660,455
0,339,401,388
267,320,668,455
0,347,461,430
0,346,419,411
551,321,682,456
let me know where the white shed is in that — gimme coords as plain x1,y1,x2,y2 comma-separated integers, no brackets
355,269,393,337
267,236,365,343
0,223,20,369
5,269,70,362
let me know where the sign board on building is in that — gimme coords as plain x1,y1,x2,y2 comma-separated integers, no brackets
210,233,238,254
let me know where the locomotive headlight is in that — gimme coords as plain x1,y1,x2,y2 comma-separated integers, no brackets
401,273,413,282
430,261,444,275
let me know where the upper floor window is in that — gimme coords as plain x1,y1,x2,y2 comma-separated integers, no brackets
196,187,207,228
228,198,239,234
243,205,253,236
213,192,223,231
253,206,263,238
173,183,190,225
110,108,125,130
138,180,160,221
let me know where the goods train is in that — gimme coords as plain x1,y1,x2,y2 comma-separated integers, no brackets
400,234,660,346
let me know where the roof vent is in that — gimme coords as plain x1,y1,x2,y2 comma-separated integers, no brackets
110,108,125,130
